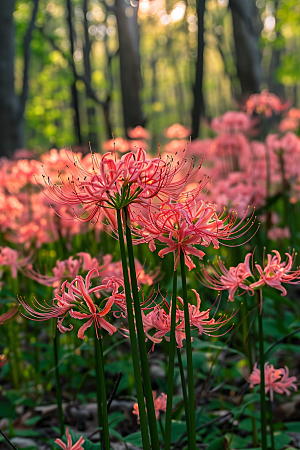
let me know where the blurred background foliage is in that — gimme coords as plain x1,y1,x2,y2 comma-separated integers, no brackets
6,0,300,154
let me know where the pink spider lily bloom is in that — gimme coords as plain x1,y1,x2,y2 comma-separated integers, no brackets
55,427,85,450
211,111,253,134
132,198,253,271
0,246,32,279
251,250,300,296
0,304,19,324
39,146,205,223
66,269,117,339
133,392,167,423
177,289,236,335
142,303,186,349
246,90,288,117
249,363,298,402
165,123,191,139
200,254,254,301
127,126,151,140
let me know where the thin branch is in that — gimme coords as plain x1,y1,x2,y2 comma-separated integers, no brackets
107,372,123,411
0,429,19,450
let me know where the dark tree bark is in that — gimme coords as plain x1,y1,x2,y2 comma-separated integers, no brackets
0,0,23,157
191,0,206,140
83,0,98,150
0,0,39,157
114,0,145,134
229,0,262,97
66,0,82,145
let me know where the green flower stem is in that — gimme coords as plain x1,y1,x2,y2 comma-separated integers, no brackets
123,206,160,450
268,399,275,450
93,330,104,448
177,347,191,445
257,290,267,450
180,252,197,450
96,333,110,450
244,297,258,447
164,267,178,450
53,320,65,436
116,209,151,450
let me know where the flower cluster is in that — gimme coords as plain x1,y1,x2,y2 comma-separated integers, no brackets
249,362,298,401
55,427,85,450
201,250,300,300
142,289,234,350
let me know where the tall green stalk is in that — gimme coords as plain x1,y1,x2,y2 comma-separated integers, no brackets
177,347,191,445
116,209,151,450
164,268,178,450
180,252,197,450
94,330,104,448
53,321,64,436
257,290,267,450
123,206,160,450
268,399,275,450
95,333,110,450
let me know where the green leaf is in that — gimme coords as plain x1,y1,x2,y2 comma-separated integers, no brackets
206,436,229,450
268,432,290,449
231,393,260,418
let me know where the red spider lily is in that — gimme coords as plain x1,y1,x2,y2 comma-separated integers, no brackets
246,90,288,117
67,270,117,339
19,270,125,337
133,391,167,423
249,362,298,401
24,253,112,294
200,254,254,301
0,246,32,279
251,250,300,296
0,304,19,324
177,289,236,336
39,146,205,222
132,198,254,270
142,289,234,349
55,427,85,450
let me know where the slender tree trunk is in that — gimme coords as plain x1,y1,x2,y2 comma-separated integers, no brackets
230,0,262,97
191,0,206,140
66,0,82,145
83,0,98,151
114,0,145,134
0,0,23,157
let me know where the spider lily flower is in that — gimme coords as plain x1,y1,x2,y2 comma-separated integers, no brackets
246,90,288,117
19,270,124,337
251,250,300,296
61,269,119,339
249,363,298,401
142,289,234,349
133,391,167,423
0,246,32,279
132,198,254,271
39,146,205,222
55,427,85,450
200,254,254,301
24,253,113,295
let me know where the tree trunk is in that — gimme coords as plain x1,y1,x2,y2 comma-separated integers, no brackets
0,0,23,157
114,0,145,134
191,0,206,140
230,0,262,97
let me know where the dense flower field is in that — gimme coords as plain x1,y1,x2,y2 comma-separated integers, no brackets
1,91,300,450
